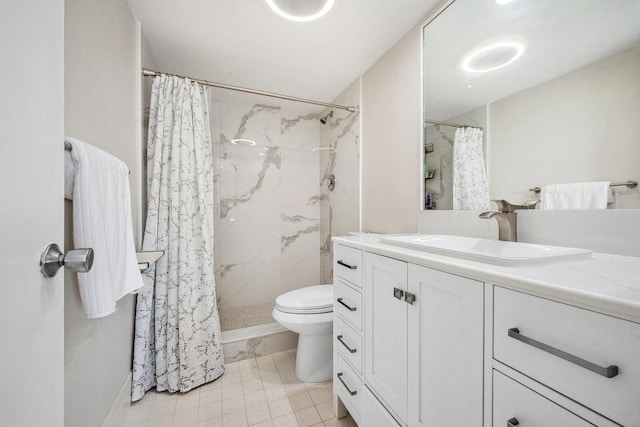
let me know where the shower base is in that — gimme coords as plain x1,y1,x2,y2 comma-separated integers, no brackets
220,303,297,363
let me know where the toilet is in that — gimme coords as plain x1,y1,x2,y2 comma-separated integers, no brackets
272,284,334,382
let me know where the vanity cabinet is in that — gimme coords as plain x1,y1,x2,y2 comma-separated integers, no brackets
333,245,364,424
363,252,484,427
333,238,640,427
493,287,640,427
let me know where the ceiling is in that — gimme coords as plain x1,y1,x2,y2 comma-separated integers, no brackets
424,0,640,120
127,0,440,110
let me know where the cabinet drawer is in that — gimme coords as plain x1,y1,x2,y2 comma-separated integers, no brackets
361,385,401,427
334,245,362,288
335,280,362,331
335,354,362,420
335,317,362,374
494,287,640,426
493,370,594,427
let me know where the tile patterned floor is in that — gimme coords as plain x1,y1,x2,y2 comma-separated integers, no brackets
124,350,357,427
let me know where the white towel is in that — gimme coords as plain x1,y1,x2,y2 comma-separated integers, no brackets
64,149,75,200
66,137,144,318
540,181,610,209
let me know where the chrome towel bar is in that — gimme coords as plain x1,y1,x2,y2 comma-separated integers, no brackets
529,180,637,193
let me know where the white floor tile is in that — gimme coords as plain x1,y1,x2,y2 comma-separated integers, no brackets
270,413,299,427
245,403,271,426
288,392,313,412
129,355,342,427
124,404,153,425
294,406,321,427
172,407,199,427
268,397,293,418
222,410,248,427
198,401,223,422
222,395,246,415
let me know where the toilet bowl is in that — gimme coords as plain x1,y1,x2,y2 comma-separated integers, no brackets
272,284,334,382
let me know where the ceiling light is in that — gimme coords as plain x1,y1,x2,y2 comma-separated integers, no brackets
230,138,256,146
461,40,525,73
265,0,335,22
496,0,515,4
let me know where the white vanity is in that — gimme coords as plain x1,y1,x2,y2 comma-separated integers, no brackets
332,234,640,427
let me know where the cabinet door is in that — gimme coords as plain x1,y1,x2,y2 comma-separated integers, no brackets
364,253,408,424
407,264,484,427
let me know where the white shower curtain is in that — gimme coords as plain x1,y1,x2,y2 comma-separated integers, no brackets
131,75,224,401
452,127,491,210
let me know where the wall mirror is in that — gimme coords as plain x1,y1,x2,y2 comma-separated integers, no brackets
422,0,640,210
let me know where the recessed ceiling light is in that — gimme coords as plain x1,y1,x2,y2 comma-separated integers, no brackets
496,0,515,4
265,0,335,22
461,40,525,73
231,138,256,146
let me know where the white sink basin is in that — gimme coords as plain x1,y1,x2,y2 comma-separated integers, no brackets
380,234,593,266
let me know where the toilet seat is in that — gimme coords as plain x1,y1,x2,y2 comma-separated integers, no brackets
275,284,333,314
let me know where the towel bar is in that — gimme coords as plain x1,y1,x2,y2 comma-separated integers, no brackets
529,180,638,193
65,141,131,175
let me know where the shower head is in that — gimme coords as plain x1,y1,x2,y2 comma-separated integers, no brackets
320,110,333,124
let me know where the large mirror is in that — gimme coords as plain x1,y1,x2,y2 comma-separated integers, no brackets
422,0,640,210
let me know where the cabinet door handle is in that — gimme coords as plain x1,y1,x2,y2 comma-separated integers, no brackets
393,287,404,300
405,291,416,305
337,297,357,312
337,372,357,396
507,418,519,427
337,260,357,270
508,328,619,378
337,335,357,353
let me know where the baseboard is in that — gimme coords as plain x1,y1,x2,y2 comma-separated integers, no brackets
102,372,132,427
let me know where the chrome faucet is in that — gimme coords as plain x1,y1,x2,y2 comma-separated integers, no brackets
479,199,540,242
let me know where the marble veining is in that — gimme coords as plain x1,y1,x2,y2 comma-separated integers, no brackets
206,79,360,330
219,145,281,219
319,79,361,283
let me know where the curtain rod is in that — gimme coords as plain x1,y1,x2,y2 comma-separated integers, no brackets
424,119,483,130
142,69,356,112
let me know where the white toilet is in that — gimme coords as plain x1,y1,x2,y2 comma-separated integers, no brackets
272,284,334,382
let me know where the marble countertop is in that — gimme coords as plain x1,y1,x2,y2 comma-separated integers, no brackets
333,234,640,323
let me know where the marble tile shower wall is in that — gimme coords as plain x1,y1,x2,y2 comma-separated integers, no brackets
209,96,322,320
319,79,361,284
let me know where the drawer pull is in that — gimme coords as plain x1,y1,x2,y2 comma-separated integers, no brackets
337,372,357,396
508,328,619,379
337,335,357,353
337,297,357,312
337,260,357,270
393,287,404,300
507,418,519,427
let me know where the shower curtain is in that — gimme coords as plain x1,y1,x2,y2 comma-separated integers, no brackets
131,75,224,401
452,127,491,210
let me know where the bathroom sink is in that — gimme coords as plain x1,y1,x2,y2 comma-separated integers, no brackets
379,235,593,266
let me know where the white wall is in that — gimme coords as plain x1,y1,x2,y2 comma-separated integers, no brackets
489,44,640,204
64,0,140,426
361,22,423,233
